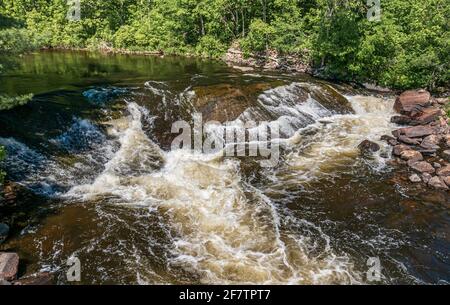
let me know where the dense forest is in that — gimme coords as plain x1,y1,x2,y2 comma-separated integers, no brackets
0,0,448,90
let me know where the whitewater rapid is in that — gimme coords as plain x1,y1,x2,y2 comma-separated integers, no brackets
61,85,396,284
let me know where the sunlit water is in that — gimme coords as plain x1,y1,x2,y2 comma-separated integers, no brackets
0,51,448,284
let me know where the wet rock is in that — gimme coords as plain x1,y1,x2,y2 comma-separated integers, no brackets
394,90,431,114
422,173,432,183
421,134,441,150
393,144,411,156
428,176,449,190
408,161,435,174
358,140,380,155
380,135,398,146
400,150,423,162
409,174,421,183
0,223,9,244
433,162,442,169
392,126,436,138
13,272,54,286
411,107,442,125
0,253,19,281
436,165,450,177
442,150,450,160
391,115,412,125
398,136,421,145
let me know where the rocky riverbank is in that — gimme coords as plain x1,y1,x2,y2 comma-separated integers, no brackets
380,90,450,190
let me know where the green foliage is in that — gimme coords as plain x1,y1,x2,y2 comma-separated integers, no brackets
240,19,274,54
195,35,227,58
0,94,33,111
0,0,448,89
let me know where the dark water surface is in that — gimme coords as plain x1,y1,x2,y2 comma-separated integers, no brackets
0,51,448,284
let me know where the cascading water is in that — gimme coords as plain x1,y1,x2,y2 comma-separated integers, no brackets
2,52,444,284
61,85,395,284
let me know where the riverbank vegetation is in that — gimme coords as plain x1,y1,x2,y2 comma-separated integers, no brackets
0,0,448,91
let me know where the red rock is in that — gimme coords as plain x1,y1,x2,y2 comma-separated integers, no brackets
422,173,432,183
409,174,421,183
411,107,442,125
436,165,450,176
393,144,411,156
398,136,421,145
392,126,435,138
0,253,19,281
443,176,450,186
408,161,435,174
421,134,441,150
400,150,423,162
394,90,431,114
13,272,54,285
428,176,449,190
380,135,398,146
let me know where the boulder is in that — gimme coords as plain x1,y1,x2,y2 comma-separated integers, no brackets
398,136,421,145
411,107,442,125
433,162,442,169
392,126,436,138
358,140,380,154
391,115,412,125
421,134,441,150
0,253,19,281
393,144,411,156
394,90,431,114
428,176,449,190
13,272,54,285
436,165,450,177
442,150,450,160
408,161,435,174
0,223,9,244
422,173,432,183
442,176,450,187
409,174,421,183
400,150,423,162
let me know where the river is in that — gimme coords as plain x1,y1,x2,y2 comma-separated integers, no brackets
0,51,448,284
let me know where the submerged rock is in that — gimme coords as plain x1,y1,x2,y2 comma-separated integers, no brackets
380,135,398,146
0,223,9,244
358,140,380,155
0,253,19,281
13,272,54,285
